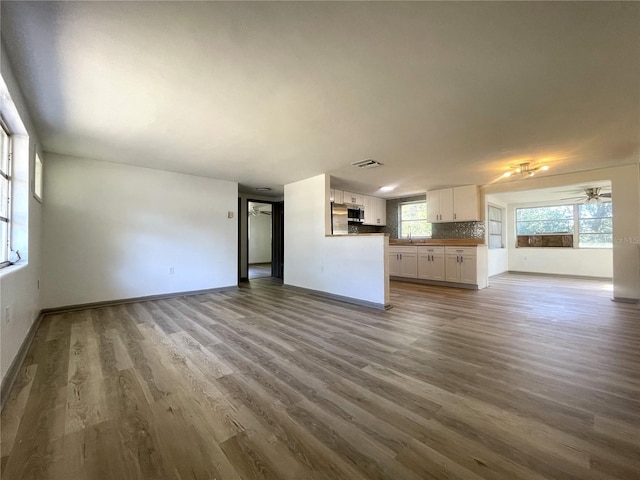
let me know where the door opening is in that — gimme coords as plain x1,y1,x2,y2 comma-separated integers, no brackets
248,201,273,279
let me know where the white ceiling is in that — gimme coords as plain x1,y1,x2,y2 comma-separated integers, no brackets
486,180,612,205
1,2,639,198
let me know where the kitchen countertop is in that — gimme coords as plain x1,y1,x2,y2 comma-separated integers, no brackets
389,238,485,246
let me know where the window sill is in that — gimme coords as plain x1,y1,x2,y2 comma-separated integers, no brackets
0,261,28,278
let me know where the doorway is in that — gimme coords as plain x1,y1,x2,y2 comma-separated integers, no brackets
239,198,284,282
248,201,273,279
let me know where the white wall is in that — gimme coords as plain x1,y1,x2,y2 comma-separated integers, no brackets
42,155,238,308
483,165,640,301
284,174,389,307
248,211,271,264
0,44,44,385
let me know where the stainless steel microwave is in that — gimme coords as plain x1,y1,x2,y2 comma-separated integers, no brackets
347,206,364,223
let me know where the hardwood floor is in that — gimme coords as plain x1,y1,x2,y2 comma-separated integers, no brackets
249,263,272,279
1,274,639,480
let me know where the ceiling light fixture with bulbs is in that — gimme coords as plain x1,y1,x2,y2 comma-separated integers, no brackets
502,162,549,178
379,186,395,192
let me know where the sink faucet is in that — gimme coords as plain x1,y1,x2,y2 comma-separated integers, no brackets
408,226,412,243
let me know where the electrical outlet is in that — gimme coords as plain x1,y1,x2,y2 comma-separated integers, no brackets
169,266,175,275
5,306,11,325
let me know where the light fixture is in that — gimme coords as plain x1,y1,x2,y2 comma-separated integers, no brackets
380,186,395,192
502,162,549,178
255,187,271,192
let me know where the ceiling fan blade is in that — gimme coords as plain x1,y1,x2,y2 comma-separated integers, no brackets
599,193,612,198
561,196,585,201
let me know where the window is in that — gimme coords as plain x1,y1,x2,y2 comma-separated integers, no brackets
488,205,503,249
399,201,431,238
0,121,10,265
515,203,612,248
516,205,574,235
578,203,612,248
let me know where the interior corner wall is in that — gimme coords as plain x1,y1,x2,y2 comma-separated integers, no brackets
42,154,238,309
0,42,44,386
284,174,389,307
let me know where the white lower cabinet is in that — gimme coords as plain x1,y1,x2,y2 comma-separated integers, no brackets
445,247,477,283
390,244,488,289
389,246,418,278
417,246,445,281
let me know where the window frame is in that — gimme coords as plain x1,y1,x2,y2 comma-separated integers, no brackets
515,202,613,249
0,119,12,267
488,204,504,249
398,200,431,239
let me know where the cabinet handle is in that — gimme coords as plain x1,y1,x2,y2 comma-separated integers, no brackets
454,213,456,220
460,256,463,263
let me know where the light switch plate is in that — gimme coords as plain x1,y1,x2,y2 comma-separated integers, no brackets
228,211,234,219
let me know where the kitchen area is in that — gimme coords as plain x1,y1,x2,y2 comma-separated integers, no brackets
329,183,489,290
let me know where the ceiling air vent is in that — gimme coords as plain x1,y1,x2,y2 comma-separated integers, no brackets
351,159,384,169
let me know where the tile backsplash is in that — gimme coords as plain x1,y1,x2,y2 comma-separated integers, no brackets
431,221,485,239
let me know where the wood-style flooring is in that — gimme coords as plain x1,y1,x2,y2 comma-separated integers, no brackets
1,274,639,480
248,263,272,279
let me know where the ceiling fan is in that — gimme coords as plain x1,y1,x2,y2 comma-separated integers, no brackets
249,206,272,216
562,187,611,203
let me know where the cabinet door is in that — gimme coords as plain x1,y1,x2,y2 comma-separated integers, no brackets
376,197,386,225
343,191,363,205
445,255,460,282
388,253,401,276
362,195,375,225
399,252,418,278
453,185,479,221
417,253,444,280
430,253,446,281
417,254,430,279
439,188,454,222
427,189,454,222
333,189,344,204
426,190,440,223
459,254,477,284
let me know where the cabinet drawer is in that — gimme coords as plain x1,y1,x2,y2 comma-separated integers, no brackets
389,246,418,254
445,246,476,256
417,246,444,255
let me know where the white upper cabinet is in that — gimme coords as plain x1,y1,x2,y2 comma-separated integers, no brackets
427,185,479,223
452,185,480,222
426,188,453,222
332,189,344,204
342,191,363,205
363,195,387,226
375,196,386,226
